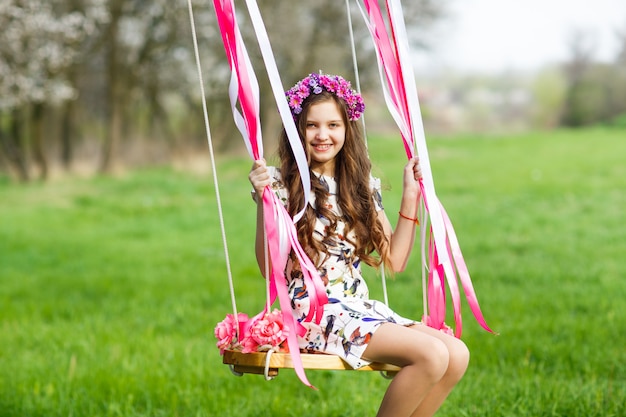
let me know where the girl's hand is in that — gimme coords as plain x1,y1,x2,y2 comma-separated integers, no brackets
403,156,422,197
248,159,271,198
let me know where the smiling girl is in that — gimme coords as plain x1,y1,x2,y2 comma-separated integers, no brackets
248,73,469,417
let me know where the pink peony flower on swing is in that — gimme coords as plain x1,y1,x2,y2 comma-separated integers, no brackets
239,332,260,354
214,312,248,354
249,309,289,350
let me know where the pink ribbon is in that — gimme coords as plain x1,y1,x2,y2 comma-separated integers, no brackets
214,0,329,388
214,0,261,158
359,0,495,337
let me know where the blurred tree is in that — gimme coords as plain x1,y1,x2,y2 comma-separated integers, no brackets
616,22,626,64
530,67,567,129
97,0,213,171
560,30,595,127
610,23,626,126
0,0,449,180
560,27,626,127
0,0,99,180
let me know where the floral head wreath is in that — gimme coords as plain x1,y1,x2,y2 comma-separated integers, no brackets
285,72,365,121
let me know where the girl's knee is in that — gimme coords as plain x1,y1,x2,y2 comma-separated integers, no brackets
447,339,470,381
416,337,469,385
413,338,450,383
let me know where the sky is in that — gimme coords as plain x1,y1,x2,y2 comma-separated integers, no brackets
415,0,626,73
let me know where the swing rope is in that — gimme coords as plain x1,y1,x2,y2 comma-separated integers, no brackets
189,0,494,387
188,0,399,388
359,0,495,336
186,0,239,330
345,0,391,307
210,0,337,389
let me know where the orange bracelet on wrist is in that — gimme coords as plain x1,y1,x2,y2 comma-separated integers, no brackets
398,211,419,225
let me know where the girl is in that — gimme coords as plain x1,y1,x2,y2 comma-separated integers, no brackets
249,73,469,417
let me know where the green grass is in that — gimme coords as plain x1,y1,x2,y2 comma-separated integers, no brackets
1,128,625,416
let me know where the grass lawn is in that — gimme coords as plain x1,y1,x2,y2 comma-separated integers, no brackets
1,128,625,416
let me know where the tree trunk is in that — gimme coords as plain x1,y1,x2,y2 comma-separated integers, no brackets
0,110,30,181
31,102,48,180
99,0,123,173
61,62,80,171
147,83,174,144
60,98,75,170
100,85,122,173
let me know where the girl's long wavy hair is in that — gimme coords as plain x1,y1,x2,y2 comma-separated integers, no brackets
278,91,390,269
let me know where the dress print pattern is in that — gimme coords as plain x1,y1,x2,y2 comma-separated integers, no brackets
262,166,415,369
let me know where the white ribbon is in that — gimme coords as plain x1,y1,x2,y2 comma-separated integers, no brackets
244,0,311,222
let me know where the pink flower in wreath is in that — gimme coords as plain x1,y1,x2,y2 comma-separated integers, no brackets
214,312,248,354
249,309,289,349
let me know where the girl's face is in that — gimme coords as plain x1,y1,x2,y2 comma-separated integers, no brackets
304,100,346,177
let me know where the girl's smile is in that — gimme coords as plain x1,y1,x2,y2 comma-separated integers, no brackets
305,100,346,176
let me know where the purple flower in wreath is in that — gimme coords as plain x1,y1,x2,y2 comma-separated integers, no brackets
285,71,365,121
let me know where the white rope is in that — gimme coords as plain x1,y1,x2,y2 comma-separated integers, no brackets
228,365,244,377
380,370,397,380
245,0,313,224
385,0,429,321
346,0,390,306
264,348,276,380
186,0,239,329
380,266,390,306
420,202,428,320
264,229,271,313
345,0,367,139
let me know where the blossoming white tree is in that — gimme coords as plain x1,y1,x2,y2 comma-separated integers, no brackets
0,0,103,180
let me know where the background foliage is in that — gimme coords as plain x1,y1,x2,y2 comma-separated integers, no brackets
0,0,445,180
1,0,625,181
1,128,624,416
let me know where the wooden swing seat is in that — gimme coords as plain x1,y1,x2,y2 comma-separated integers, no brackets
223,349,400,377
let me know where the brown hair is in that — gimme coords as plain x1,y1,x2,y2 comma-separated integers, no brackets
278,91,390,268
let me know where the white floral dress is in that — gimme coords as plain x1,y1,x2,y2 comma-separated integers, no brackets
263,167,415,369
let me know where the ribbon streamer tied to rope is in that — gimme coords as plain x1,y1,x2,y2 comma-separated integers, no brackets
358,0,495,337
204,0,495,389
212,0,329,389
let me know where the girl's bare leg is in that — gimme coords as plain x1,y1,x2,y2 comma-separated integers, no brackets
407,325,470,417
362,323,470,417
